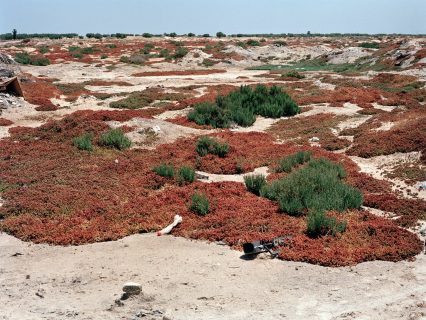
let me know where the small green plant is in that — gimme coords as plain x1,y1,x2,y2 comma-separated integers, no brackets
246,39,261,46
80,47,95,54
38,46,49,54
177,166,195,185
14,52,50,66
196,137,229,158
216,31,226,38
201,58,216,67
105,43,117,49
359,42,380,49
98,129,132,150
73,133,93,151
153,163,175,178
284,70,305,79
306,209,347,238
190,192,210,216
173,46,188,59
275,151,311,173
244,174,266,196
100,54,108,59
159,48,170,59
72,52,83,59
142,43,155,54
68,46,80,52
261,158,362,216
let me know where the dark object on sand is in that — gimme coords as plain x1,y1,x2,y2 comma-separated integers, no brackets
243,236,291,258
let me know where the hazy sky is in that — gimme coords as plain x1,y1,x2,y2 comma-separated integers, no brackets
1,0,425,35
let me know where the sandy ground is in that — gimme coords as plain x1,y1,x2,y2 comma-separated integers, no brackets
1,232,425,320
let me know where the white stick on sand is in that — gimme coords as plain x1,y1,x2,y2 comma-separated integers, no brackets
157,215,183,236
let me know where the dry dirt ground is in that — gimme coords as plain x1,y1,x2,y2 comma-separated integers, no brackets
0,36,426,319
1,232,426,320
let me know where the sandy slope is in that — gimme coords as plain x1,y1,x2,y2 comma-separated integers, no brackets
1,232,425,320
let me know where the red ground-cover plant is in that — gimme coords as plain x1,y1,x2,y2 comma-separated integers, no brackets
0,118,13,126
21,78,60,110
347,117,426,159
363,193,426,227
166,116,212,129
132,70,226,77
0,112,423,265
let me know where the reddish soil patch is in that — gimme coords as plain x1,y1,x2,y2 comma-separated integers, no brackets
132,70,226,77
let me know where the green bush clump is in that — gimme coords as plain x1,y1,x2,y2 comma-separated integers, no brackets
99,129,132,150
177,166,195,185
105,44,117,49
246,39,261,46
190,193,210,216
38,46,49,54
73,133,93,151
275,151,311,173
261,158,362,216
285,70,305,79
80,47,95,54
306,209,347,238
14,52,50,66
153,163,175,178
173,46,188,59
188,85,299,128
68,46,80,52
244,174,266,196
196,136,229,158
359,42,380,49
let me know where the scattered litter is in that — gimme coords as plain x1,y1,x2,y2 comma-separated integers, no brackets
196,173,209,180
418,181,426,191
309,137,320,143
123,282,142,294
243,236,292,258
157,214,182,236
152,125,161,134
121,282,142,300
11,252,23,257
0,77,24,97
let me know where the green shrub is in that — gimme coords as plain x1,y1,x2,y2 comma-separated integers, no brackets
80,47,94,54
14,52,50,66
306,209,347,238
68,46,80,52
142,33,153,38
142,43,155,54
38,46,49,54
216,31,226,38
159,48,170,58
153,163,174,177
201,58,216,67
285,70,305,79
72,52,83,59
101,54,108,59
105,44,117,49
275,151,311,173
73,133,93,151
188,102,230,128
188,85,299,128
99,129,132,150
359,42,380,49
177,166,195,185
190,193,210,216
244,174,266,196
261,158,362,216
196,137,229,158
246,39,261,46
173,47,188,59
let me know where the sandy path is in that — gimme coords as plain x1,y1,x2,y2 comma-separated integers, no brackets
1,232,425,320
